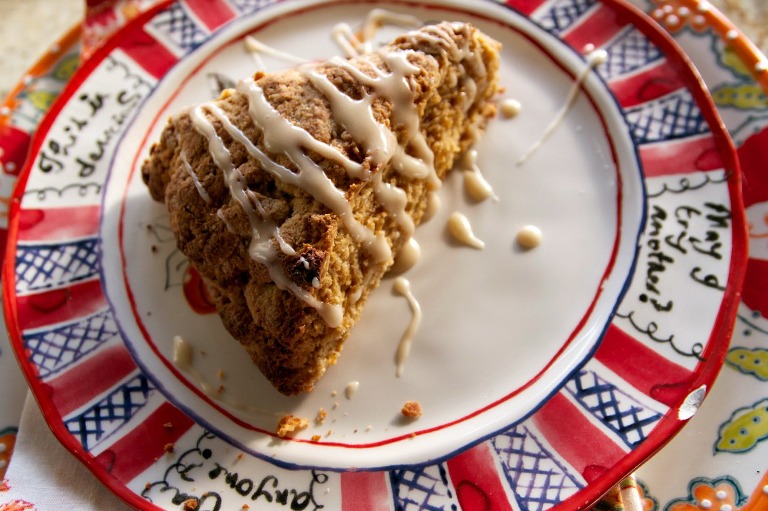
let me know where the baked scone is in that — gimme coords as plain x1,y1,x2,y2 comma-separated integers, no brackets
142,22,501,395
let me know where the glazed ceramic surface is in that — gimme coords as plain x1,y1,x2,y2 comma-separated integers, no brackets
0,0,750,509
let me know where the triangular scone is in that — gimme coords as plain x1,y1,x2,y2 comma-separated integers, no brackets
142,22,501,395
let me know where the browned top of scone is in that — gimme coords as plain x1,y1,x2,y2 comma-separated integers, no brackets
141,22,500,394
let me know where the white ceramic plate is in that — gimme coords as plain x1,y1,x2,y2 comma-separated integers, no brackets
100,0,643,470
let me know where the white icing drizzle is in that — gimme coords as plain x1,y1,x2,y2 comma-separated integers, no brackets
333,8,422,57
516,49,608,165
180,147,211,203
189,104,343,328
447,211,485,249
393,277,422,377
460,149,498,202
174,125,212,203
332,24,363,58
244,35,309,65
326,53,440,189
360,9,422,50
185,23,481,326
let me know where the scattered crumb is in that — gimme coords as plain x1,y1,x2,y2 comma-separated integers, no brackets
200,350,207,356
217,369,225,380
217,384,225,394
183,498,198,511
163,422,173,430
151,245,158,253
315,408,327,424
144,482,151,490
332,401,339,410
401,400,422,418
311,435,321,442
163,442,175,453
331,390,338,397
365,425,373,432
326,430,333,437
241,504,250,510
276,415,309,438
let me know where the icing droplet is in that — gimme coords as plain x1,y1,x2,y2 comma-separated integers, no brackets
344,381,360,399
390,237,421,275
422,191,441,223
726,29,738,40
447,212,485,249
499,98,522,118
173,335,194,370
0,443,6,454
516,225,542,250
700,499,712,509
715,491,727,501
762,484,768,494
461,149,498,202
720,505,732,511
755,61,768,73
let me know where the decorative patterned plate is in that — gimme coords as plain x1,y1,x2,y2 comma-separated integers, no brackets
1,0,747,509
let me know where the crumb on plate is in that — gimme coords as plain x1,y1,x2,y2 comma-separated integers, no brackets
276,415,309,438
401,400,422,418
